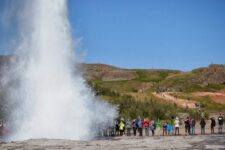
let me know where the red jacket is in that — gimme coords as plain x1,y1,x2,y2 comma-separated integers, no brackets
143,120,150,127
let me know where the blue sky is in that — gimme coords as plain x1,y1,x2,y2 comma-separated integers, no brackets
69,0,225,70
1,0,225,71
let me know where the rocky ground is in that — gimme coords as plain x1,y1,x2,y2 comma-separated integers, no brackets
0,134,225,150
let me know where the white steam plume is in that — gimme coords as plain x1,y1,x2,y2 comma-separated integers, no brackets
3,0,117,140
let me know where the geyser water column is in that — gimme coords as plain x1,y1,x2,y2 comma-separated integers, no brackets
6,0,117,140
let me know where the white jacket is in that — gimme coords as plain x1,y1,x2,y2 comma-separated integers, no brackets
174,119,179,127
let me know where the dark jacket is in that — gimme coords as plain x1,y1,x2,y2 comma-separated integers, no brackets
211,118,216,127
218,116,223,125
200,119,206,128
191,120,196,127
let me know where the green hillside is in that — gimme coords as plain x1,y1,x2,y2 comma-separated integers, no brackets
84,64,225,120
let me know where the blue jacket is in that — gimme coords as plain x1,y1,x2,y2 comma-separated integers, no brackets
137,119,142,128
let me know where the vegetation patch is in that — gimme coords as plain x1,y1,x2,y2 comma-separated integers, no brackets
134,70,171,82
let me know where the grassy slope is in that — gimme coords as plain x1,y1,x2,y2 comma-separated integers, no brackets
88,64,225,119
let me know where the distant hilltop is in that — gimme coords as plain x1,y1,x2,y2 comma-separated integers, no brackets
82,63,225,93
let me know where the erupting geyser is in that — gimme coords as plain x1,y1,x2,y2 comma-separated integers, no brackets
2,0,117,140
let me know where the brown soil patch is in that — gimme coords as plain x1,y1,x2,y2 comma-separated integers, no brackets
153,92,197,108
193,92,225,104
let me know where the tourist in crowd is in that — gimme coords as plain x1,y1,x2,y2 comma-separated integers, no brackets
191,118,196,135
143,118,150,136
189,118,192,133
109,125,115,136
200,118,206,135
126,119,131,136
150,120,156,136
122,118,126,134
137,116,143,136
0,121,3,138
132,119,137,136
174,117,180,135
210,117,216,134
1,122,8,139
218,113,223,134
115,121,120,136
167,122,173,135
119,120,125,136
184,117,190,135
162,122,168,136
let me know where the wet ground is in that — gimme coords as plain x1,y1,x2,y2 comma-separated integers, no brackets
0,134,224,150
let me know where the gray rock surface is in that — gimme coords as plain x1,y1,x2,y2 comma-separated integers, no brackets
0,134,225,150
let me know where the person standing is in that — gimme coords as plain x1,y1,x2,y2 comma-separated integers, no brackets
143,118,150,136
115,120,120,136
137,116,143,136
1,122,8,139
210,117,216,134
218,114,224,134
119,121,125,136
126,119,131,136
191,119,196,135
167,123,173,135
150,120,156,136
174,117,180,135
200,118,206,135
0,121,3,138
184,117,190,135
132,119,137,136
162,122,168,136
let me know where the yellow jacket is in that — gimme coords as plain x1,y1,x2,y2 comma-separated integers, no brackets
119,122,125,130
